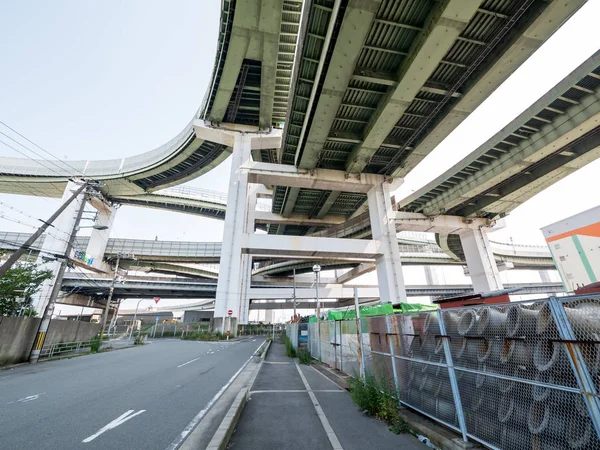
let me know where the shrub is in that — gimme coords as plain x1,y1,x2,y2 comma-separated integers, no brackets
90,337,101,353
298,347,312,365
283,335,296,358
348,373,410,435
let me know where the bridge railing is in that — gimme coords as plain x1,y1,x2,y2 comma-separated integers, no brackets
306,294,600,449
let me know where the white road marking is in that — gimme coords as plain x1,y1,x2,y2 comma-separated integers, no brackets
7,393,46,405
164,340,265,450
177,357,201,368
296,363,344,450
311,366,345,388
82,409,146,443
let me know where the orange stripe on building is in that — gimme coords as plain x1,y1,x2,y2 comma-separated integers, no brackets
546,222,600,243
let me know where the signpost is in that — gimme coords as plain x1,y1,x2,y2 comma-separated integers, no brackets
227,309,233,316
153,316,159,338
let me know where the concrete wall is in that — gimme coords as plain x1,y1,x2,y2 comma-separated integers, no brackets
0,316,40,367
0,317,101,367
46,320,101,346
181,311,213,323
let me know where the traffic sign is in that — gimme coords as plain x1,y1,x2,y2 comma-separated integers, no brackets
227,309,233,316
153,297,161,304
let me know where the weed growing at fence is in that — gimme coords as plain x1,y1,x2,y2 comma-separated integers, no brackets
348,373,410,435
298,347,311,364
283,334,297,358
90,337,101,353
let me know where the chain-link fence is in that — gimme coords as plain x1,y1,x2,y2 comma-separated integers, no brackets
303,295,600,449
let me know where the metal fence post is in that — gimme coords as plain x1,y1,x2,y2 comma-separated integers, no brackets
161,325,165,337
354,287,365,380
339,320,343,373
548,297,600,437
384,315,400,396
437,310,468,442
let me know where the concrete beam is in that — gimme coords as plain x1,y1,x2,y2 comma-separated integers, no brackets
247,162,387,193
335,263,376,284
193,121,282,150
248,286,381,300
395,211,495,233
254,211,346,227
242,233,382,259
345,0,482,173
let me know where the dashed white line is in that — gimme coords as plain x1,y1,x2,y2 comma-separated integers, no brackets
177,357,201,368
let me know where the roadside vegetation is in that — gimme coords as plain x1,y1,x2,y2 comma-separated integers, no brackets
348,373,411,435
298,347,312,364
282,332,297,357
0,262,52,316
180,331,225,341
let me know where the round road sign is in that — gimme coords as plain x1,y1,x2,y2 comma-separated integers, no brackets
227,309,233,316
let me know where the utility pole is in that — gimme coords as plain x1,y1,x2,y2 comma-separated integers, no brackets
29,182,89,363
0,183,88,277
100,253,122,341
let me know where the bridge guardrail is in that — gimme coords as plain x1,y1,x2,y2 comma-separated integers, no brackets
306,294,600,449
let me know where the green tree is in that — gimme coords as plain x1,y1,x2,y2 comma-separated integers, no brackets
0,263,53,317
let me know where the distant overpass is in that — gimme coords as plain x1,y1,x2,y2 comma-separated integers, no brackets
59,273,564,304
0,231,554,278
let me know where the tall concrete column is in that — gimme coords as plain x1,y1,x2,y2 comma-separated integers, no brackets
424,266,441,303
214,133,252,334
367,182,407,304
459,228,503,293
85,202,117,272
32,181,87,315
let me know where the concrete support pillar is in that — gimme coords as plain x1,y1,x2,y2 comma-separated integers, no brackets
214,133,253,334
265,309,273,324
32,181,86,315
85,203,117,272
459,228,503,293
424,266,441,303
367,182,407,304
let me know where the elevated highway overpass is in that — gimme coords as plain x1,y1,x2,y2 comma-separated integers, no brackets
59,273,564,305
0,231,554,278
0,0,587,233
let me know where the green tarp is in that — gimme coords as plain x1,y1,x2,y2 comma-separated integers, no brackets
306,302,438,322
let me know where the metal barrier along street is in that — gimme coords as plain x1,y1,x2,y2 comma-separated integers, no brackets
39,339,95,358
305,295,600,449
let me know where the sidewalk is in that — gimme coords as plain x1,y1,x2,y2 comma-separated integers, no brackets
229,341,425,450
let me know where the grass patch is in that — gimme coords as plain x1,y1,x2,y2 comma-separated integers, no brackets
283,334,297,358
90,337,101,353
348,373,410,435
298,347,312,365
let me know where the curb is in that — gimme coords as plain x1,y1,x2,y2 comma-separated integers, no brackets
204,338,271,449
206,389,248,450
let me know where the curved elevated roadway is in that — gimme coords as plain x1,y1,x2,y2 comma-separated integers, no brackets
0,0,588,238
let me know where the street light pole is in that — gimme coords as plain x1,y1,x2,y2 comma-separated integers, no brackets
129,299,144,340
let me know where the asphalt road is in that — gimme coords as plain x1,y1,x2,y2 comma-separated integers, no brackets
0,337,264,450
